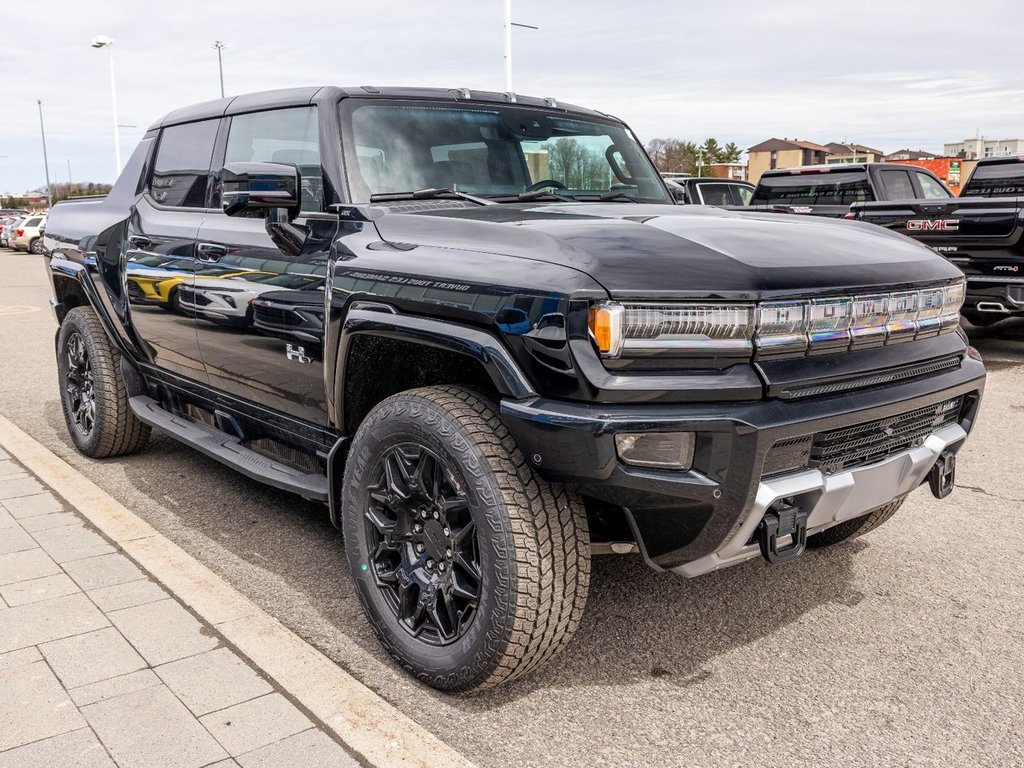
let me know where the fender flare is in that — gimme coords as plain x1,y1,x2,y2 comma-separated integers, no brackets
331,307,537,420
325,307,537,529
49,258,140,361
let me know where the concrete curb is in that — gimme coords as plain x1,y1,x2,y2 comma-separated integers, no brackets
0,413,475,768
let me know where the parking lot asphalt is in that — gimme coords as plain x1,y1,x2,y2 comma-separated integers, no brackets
1,248,1022,768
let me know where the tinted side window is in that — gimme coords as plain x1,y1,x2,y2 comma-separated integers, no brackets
916,172,951,199
225,107,321,212
151,120,218,208
879,169,915,199
695,183,735,206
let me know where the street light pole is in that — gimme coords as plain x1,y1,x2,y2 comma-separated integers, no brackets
501,1,538,93
36,100,53,208
91,36,121,176
503,0,512,91
213,41,226,98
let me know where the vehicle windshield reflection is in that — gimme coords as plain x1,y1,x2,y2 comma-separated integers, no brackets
340,100,671,205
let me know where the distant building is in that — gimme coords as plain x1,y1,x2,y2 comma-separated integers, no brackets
824,142,884,164
707,162,747,181
944,138,1024,160
884,149,938,162
747,138,832,183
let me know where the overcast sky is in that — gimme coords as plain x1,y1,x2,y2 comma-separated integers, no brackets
1,0,1021,194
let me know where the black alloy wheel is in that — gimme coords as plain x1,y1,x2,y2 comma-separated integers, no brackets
365,443,481,645
342,386,591,692
64,331,96,436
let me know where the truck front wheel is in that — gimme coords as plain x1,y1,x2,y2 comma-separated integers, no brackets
56,307,151,458
341,386,590,692
807,497,905,548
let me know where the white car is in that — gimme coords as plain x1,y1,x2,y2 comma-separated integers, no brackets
12,214,47,253
178,271,326,325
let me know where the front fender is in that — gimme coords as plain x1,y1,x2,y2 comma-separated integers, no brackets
329,306,537,428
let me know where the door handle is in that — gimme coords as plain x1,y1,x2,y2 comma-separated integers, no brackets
127,235,151,249
196,242,227,262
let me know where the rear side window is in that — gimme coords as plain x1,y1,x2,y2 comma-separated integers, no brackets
151,120,219,208
224,106,321,212
915,172,951,199
878,169,915,199
24,217,42,227
962,162,1024,197
752,171,873,205
695,183,738,206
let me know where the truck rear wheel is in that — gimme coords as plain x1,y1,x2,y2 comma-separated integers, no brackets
56,307,151,458
807,497,905,548
341,385,590,692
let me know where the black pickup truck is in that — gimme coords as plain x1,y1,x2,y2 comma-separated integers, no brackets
752,162,953,218
851,156,1024,325
43,86,985,692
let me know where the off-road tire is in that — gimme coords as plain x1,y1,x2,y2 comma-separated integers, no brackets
807,497,905,548
342,385,590,692
57,306,151,458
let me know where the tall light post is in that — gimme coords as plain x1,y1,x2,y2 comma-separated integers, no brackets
502,1,538,92
37,100,53,208
91,35,121,176
212,41,226,98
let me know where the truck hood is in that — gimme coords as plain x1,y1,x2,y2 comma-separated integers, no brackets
371,203,962,299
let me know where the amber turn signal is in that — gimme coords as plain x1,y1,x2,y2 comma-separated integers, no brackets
588,303,624,357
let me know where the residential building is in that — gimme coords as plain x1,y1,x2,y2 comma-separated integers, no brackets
746,138,831,183
884,149,937,162
824,142,884,164
944,138,1024,160
708,162,747,181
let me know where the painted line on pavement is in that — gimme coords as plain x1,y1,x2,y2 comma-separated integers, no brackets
0,412,475,768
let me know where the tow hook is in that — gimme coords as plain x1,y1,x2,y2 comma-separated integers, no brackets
928,450,957,499
757,501,809,565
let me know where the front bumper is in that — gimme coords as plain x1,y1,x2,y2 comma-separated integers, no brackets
964,276,1024,316
501,357,985,574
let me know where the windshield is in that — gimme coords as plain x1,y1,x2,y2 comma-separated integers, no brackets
752,171,873,206
340,100,670,204
962,162,1024,197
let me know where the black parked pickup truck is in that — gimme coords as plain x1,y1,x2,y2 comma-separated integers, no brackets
752,162,953,218
851,155,1024,326
43,86,985,692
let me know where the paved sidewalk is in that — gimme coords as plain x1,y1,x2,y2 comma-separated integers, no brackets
0,447,360,768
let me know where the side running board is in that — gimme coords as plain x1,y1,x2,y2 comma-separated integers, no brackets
128,396,329,502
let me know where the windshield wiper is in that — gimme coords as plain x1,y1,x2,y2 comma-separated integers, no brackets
597,191,641,202
490,190,576,203
368,188,495,206
561,192,641,203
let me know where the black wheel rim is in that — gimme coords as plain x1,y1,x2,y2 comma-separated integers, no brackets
64,332,96,435
364,442,482,646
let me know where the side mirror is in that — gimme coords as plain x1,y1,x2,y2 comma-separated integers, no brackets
667,184,688,204
221,162,300,219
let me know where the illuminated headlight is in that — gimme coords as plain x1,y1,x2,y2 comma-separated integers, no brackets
589,280,966,359
589,303,753,357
